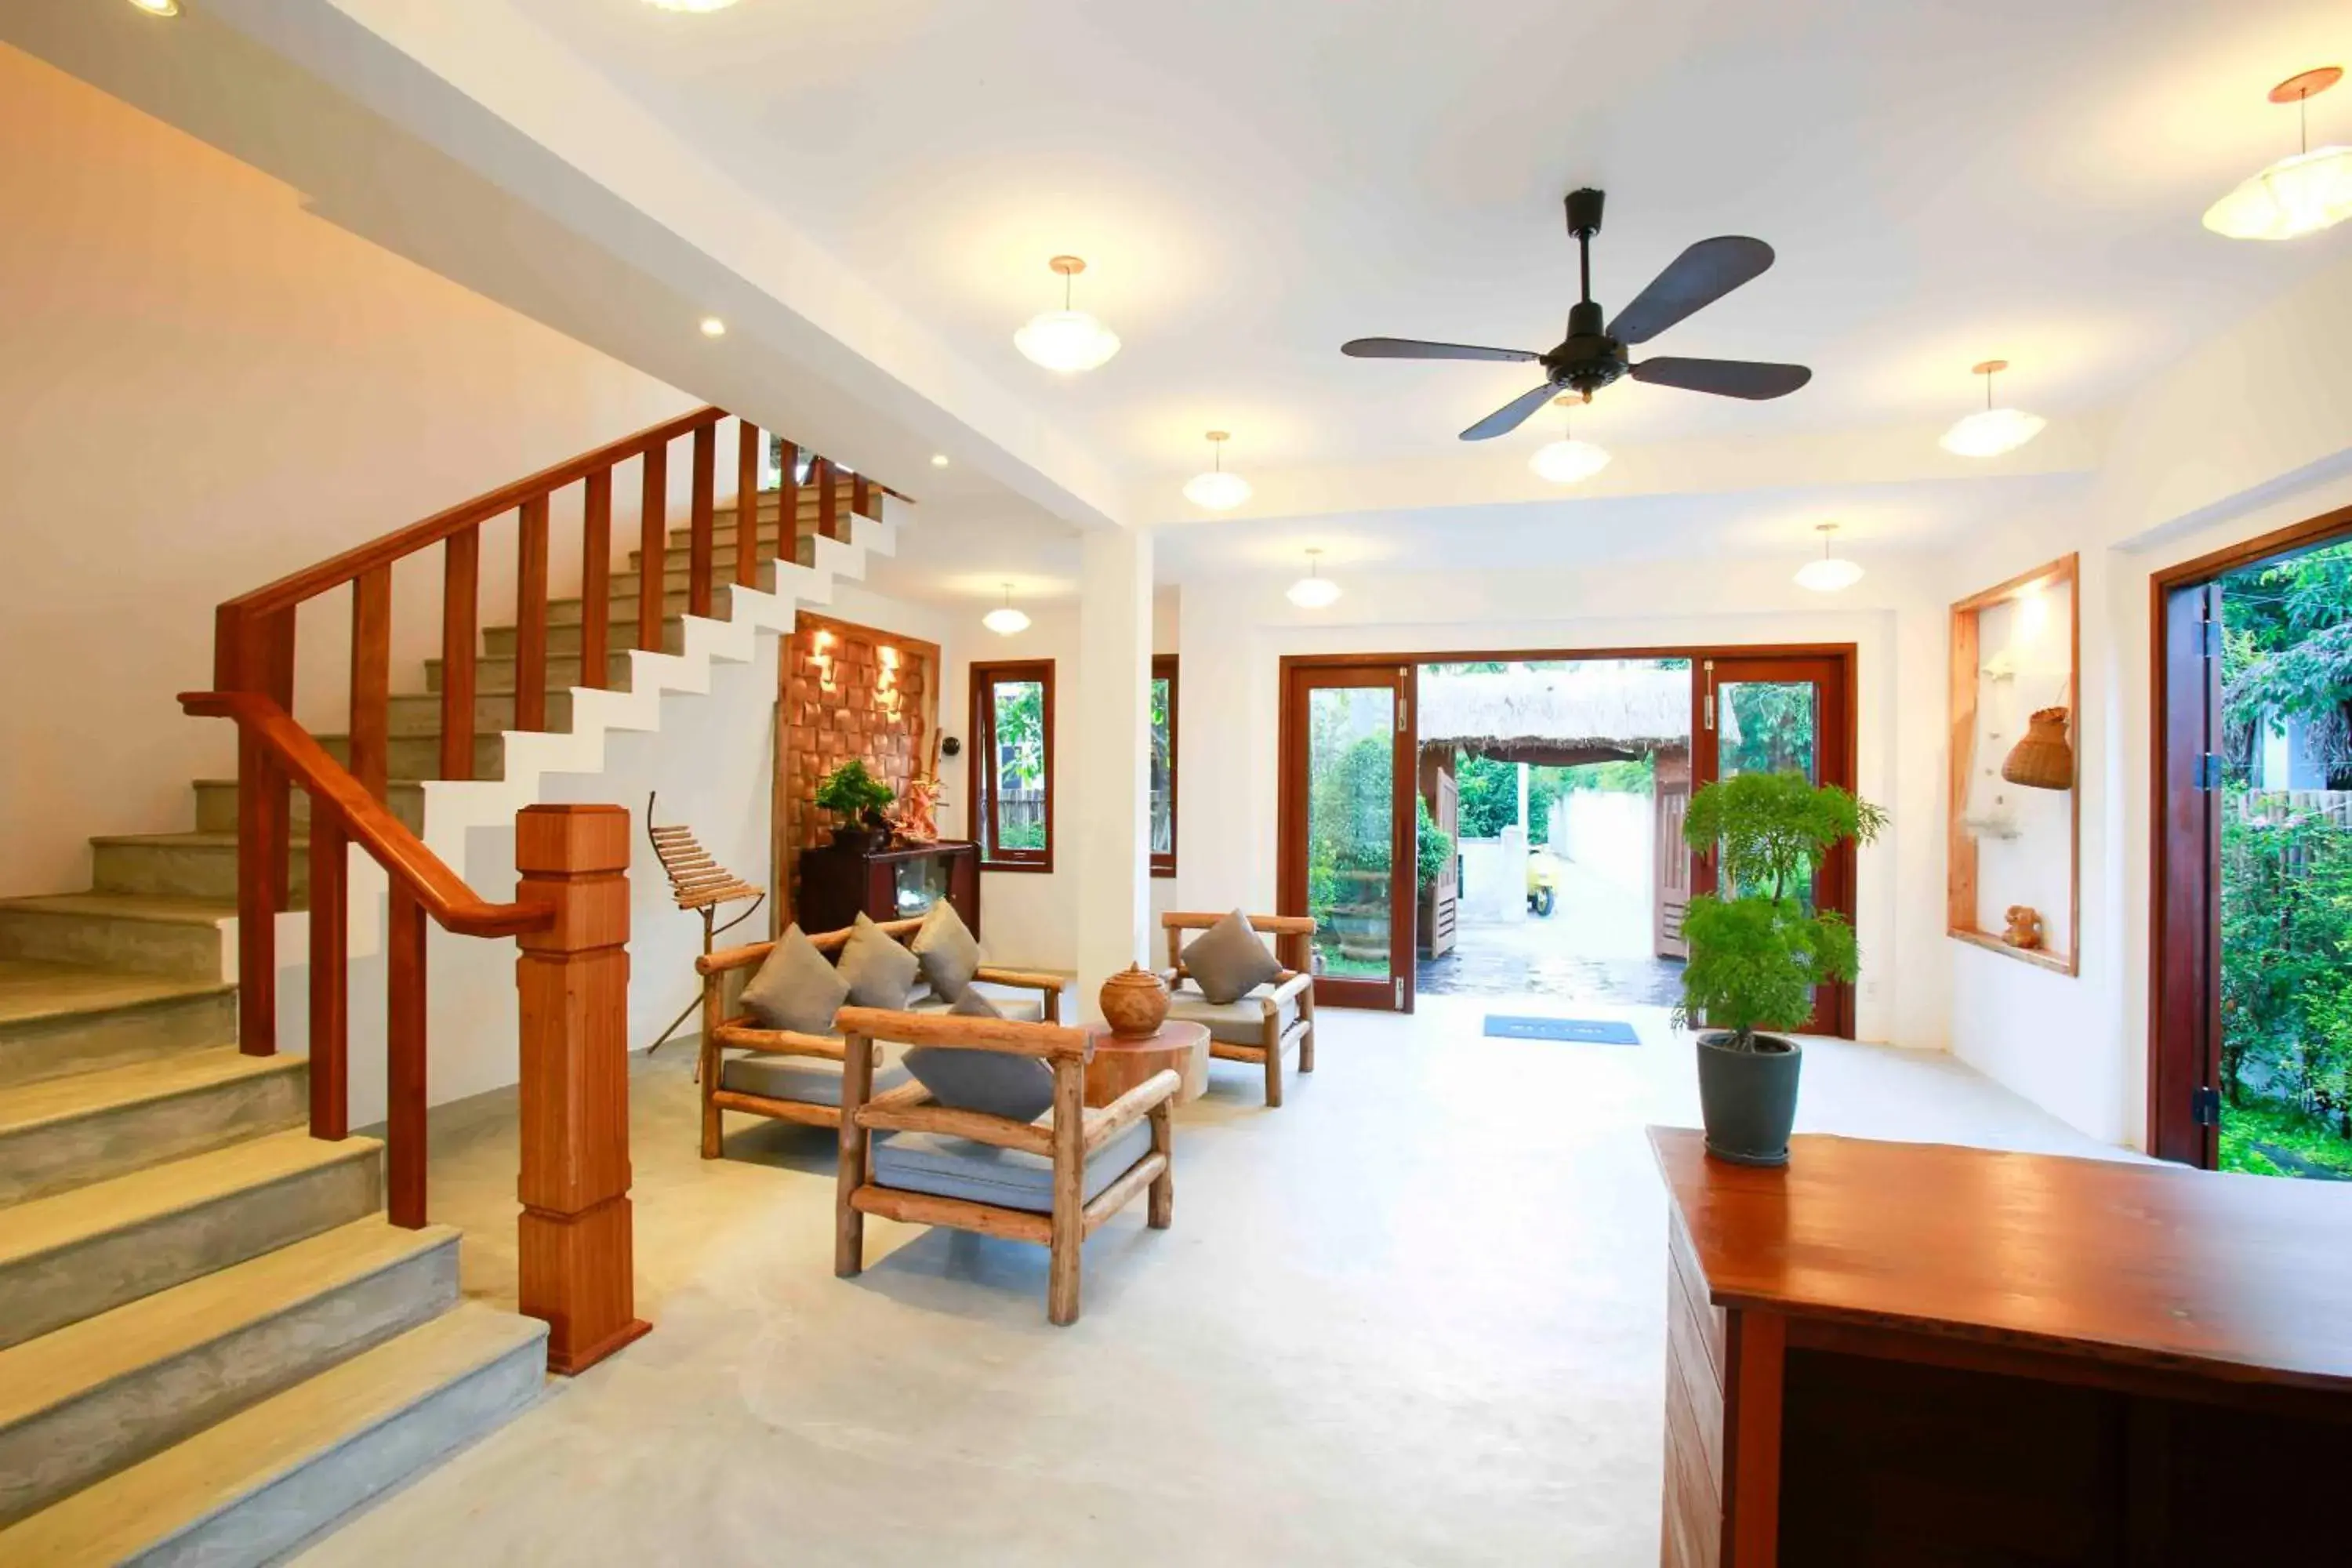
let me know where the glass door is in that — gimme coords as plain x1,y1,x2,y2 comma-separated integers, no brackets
1690,653,1857,1036
1279,662,1416,1011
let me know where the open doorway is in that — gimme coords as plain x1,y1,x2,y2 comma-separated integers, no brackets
1414,660,1691,1006
2153,509,2352,1174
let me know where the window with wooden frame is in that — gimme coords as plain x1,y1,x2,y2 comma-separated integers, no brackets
970,660,1054,872
1151,655,1178,877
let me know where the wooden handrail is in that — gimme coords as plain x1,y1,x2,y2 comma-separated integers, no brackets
218,405,726,625
180,691,554,939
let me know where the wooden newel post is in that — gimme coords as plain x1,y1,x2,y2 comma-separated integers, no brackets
514,803,650,1375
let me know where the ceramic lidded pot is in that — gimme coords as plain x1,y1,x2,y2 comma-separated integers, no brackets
1098,964,1172,1038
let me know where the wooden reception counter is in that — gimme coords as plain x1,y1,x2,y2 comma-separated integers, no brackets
1650,1127,2352,1566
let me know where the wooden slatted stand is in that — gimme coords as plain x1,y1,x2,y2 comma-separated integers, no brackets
644,793,764,1054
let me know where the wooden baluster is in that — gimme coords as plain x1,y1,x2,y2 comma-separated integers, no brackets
260,608,295,912
234,719,278,1057
854,473,875,522
307,806,348,1139
735,420,760,588
815,457,839,543
350,568,390,803
387,882,428,1228
775,440,800,568
514,803,650,1374
515,494,550,732
688,421,715,619
581,467,612,692
440,526,480,782
638,442,666,653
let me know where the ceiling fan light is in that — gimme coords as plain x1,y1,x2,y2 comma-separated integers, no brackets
1287,575,1342,609
1182,470,1253,510
2203,145,2352,239
1014,310,1120,372
1795,557,1864,593
1939,407,2047,458
982,606,1031,637
1529,437,1612,485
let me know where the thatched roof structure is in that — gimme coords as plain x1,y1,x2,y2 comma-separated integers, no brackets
1417,662,1689,767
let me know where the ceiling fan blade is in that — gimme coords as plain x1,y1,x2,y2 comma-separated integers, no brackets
1343,336,1542,363
1459,382,1563,441
1606,237,1776,345
1630,357,1812,401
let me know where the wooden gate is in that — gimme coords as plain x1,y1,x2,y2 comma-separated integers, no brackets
1653,780,1690,960
1422,768,1460,958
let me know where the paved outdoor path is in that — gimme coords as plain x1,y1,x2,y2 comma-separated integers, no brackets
1419,856,1684,1005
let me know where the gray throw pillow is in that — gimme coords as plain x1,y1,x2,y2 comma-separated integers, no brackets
739,924,849,1036
837,913,920,1010
903,989,1056,1123
1183,908,1281,1006
909,899,981,1002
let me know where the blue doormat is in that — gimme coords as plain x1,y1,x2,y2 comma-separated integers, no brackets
1483,1015,1642,1045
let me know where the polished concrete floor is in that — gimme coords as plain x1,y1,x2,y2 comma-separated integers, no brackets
296,998,2116,1567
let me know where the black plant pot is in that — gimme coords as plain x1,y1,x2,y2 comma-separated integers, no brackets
1695,1031,1803,1167
830,826,877,853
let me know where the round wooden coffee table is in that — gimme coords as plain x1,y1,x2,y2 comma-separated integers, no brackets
1083,1020,1210,1108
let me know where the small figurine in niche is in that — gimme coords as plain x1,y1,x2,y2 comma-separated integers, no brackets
2002,905,2045,951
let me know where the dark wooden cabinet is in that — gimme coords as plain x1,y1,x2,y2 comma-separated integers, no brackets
797,839,979,937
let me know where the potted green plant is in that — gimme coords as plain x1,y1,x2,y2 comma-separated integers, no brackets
815,759,897,851
1675,771,1886,1166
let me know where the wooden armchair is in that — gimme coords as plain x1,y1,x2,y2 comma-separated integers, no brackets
1159,912,1318,1107
694,915,1067,1156
833,1006,1176,1326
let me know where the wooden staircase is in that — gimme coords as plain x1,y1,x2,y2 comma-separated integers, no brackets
0,412,894,1562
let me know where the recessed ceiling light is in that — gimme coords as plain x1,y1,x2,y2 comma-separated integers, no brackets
1181,431,1252,510
698,316,727,338
2205,67,2352,241
1014,256,1120,372
127,0,180,14
645,0,739,12
931,454,950,468
1794,523,1864,593
1939,359,2045,458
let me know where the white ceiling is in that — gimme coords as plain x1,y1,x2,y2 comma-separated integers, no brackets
517,0,2350,491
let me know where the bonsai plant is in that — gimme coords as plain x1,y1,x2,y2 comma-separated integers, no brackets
1675,770,1886,1166
815,758,896,850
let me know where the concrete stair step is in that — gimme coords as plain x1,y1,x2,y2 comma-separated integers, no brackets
0,1047,305,1207
630,527,823,574
0,894,232,982
0,1218,459,1529
91,833,310,906
193,779,425,837
384,688,574,740
0,1299,544,1566
608,557,779,603
314,731,503,783
485,613,682,660
423,649,634,695
0,1127,383,1351
0,962,237,1092
543,585,710,630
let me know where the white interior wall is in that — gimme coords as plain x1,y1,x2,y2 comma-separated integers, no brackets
0,44,696,898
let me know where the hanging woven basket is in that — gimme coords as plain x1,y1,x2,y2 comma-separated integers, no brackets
2001,706,2074,791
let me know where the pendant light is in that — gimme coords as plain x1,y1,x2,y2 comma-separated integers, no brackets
1793,523,1863,593
645,0,739,10
982,583,1031,637
1528,397,1611,485
1014,256,1121,372
1181,430,1253,510
1287,549,1341,609
1939,360,2046,458
2205,67,2352,241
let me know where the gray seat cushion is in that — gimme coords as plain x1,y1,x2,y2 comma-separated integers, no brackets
1181,909,1282,1005
838,913,920,1010
1166,981,1298,1047
910,980,1047,1023
909,900,982,1002
871,1116,1154,1214
739,924,850,1036
718,1039,912,1107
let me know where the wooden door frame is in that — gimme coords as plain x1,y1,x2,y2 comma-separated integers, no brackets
2147,500,2352,1165
1276,643,1859,1025
1277,659,1417,1011
1690,649,1862,1039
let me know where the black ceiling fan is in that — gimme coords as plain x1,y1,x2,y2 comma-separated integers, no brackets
1341,188,1812,440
